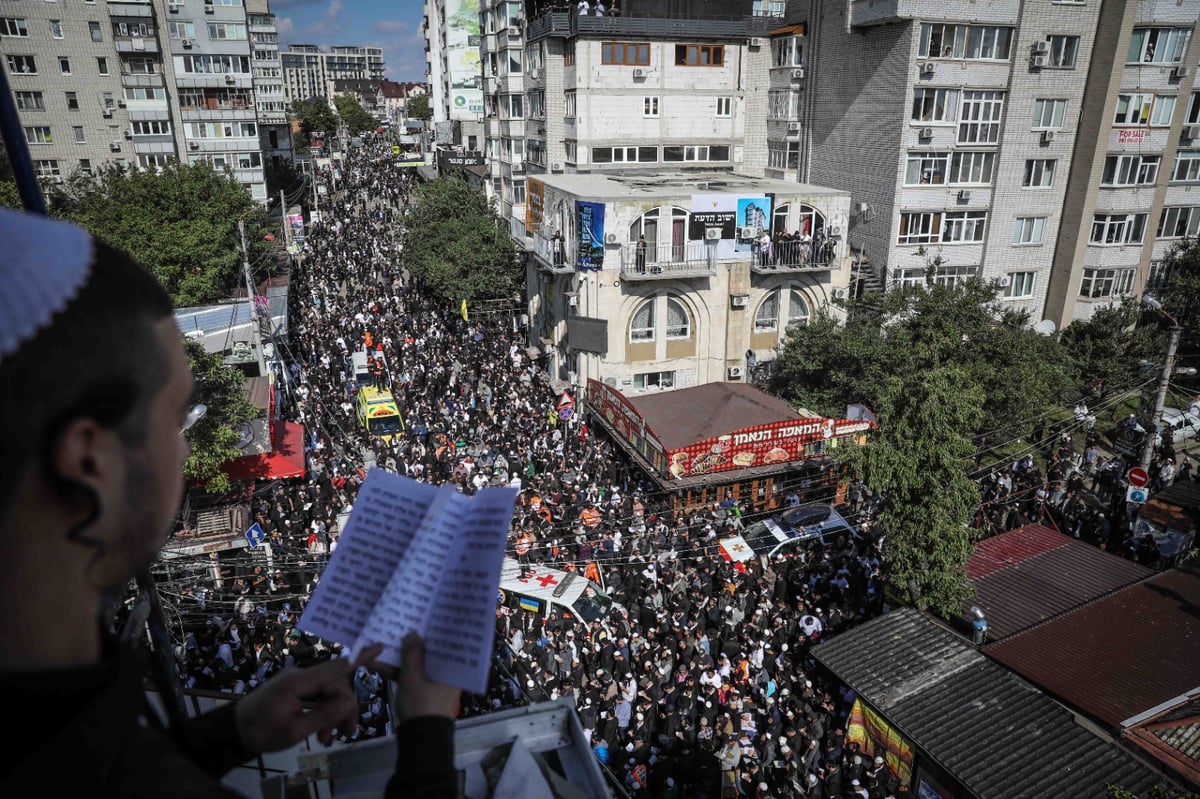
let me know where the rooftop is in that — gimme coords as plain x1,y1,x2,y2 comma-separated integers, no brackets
532,171,847,203
1123,693,1200,788
626,382,802,451
812,608,1161,799
965,524,1153,641
985,564,1200,730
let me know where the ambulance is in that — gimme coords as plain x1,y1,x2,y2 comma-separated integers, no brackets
497,558,620,631
356,386,404,441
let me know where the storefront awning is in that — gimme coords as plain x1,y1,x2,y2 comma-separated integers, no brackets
223,421,306,482
771,22,806,36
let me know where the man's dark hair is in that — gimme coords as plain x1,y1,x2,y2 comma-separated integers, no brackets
0,238,174,514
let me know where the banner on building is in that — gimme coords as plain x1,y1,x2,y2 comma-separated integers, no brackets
526,178,545,234
286,211,305,243
690,194,772,257
847,699,915,786
445,0,483,119
577,201,605,271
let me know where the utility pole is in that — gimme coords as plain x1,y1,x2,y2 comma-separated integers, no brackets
238,218,269,377
1139,314,1183,472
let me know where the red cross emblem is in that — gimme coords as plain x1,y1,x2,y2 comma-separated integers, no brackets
536,574,559,588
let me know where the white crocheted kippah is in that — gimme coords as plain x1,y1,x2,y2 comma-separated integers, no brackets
0,207,94,361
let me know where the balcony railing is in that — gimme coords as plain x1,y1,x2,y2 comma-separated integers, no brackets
531,231,576,274
749,237,838,273
527,9,782,41
619,241,716,280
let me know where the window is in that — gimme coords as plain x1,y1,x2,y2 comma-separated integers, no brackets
88,20,101,41
563,40,575,67
716,97,732,117
1127,27,1189,64
948,151,995,185
630,300,655,341
78,159,92,177
591,146,657,163
675,44,724,66
1023,159,1056,187
1158,207,1200,239
633,371,674,390
34,160,60,178
754,291,780,331
911,87,959,123
665,297,690,338
504,94,523,118
643,97,659,117
6,54,36,74
1172,153,1200,183
905,152,949,185
125,57,157,75
1079,268,1135,298
1101,154,1160,186
918,23,1012,60
787,289,810,328
1032,99,1067,129
895,265,979,288
508,49,522,75
1188,92,1200,125
49,19,63,38
1150,96,1176,127
24,126,52,144
958,91,1004,144
102,92,115,109
1005,272,1035,298
97,57,109,75
768,90,801,120
1113,93,1152,125
205,21,246,39
510,179,525,204
113,21,152,37
771,36,803,67
898,211,943,244
942,211,987,243
65,91,78,110
0,17,28,37
168,20,195,39
1046,35,1079,67
768,140,800,170
15,91,44,111
1013,217,1046,245
139,153,174,169
58,57,71,75
662,145,728,162
72,125,85,143
601,42,649,66
132,120,171,135
1090,213,1146,245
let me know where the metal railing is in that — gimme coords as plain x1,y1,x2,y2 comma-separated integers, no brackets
526,8,782,41
620,241,715,279
751,237,839,271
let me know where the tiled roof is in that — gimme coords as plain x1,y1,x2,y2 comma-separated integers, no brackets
1123,694,1200,788
965,525,1152,640
985,565,1200,730
812,609,1160,798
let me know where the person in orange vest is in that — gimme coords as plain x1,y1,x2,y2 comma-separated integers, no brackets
579,503,601,529
364,330,373,349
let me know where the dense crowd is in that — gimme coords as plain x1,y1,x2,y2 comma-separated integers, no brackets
155,143,916,798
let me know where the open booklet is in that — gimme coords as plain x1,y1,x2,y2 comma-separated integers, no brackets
298,470,519,694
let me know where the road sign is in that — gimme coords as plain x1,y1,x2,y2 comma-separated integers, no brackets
1126,486,1149,504
1127,467,1150,487
245,522,266,548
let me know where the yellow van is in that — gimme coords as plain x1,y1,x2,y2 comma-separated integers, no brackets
356,386,404,441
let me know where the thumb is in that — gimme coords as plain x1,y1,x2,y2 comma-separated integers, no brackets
401,632,427,684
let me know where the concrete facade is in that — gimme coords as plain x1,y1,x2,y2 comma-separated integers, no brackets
280,44,385,107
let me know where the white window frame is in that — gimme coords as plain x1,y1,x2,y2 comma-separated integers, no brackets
1079,268,1136,298
1032,98,1067,130
715,97,732,117
665,297,691,339
6,54,37,74
1101,154,1160,186
1127,27,1190,64
1013,217,1046,246
630,300,655,342
1149,96,1176,127
1158,207,1200,239
24,126,52,144
918,23,1012,61
1171,152,1200,183
1113,93,1153,125
898,211,943,245
1023,159,1055,188
49,19,63,39
942,211,987,243
633,371,675,390
948,151,995,185
904,152,949,185
1005,271,1036,299
0,17,29,37
643,96,659,117
1090,213,1146,245
754,290,780,332
15,91,44,111
958,91,1004,144
911,87,959,124
1046,35,1079,68
34,159,60,178
72,125,85,143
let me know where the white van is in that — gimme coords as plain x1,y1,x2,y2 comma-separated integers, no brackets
497,558,619,630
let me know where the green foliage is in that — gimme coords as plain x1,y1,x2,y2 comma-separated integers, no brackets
1060,301,1163,397
182,340,257,494
1158,236,1200,336
291,97,340,138
402,174,520,301
407,94,432,122
334,94,377,136
0,179,20,210
1108,784,1200,799
45,161,271,307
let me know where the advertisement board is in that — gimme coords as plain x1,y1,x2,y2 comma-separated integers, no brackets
286,211,305,243
577,201,606,271
690,194,772,258
445,0,482,119
586,379,667,472
526,178,545,234
664,416,873,479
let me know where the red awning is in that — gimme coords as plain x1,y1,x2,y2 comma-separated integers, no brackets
223,421,306,482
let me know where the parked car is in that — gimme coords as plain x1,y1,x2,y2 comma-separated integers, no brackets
1109,406,1200,457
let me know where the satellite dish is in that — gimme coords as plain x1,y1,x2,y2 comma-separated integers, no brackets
1035,319,1057,336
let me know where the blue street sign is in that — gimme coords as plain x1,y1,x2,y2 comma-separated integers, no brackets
245,522,266,548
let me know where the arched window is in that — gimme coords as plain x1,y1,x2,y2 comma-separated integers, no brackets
787,289,811,328
755,291,780,331
773,203,826,237
630,299,655,341
629,207,659,243
665,297,691,338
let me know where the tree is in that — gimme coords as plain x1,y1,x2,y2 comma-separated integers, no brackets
1158,236,1200,336
407,94,432,122
291,97,340,138
334,94,377,136
1059,301,1163,398
45,161,272,307
183,339,257,495
847,367,983,614
402,174,520,301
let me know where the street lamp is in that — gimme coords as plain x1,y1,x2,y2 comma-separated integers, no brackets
1139,294,1183,472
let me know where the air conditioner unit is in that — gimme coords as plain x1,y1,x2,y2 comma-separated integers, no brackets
1030,41,1050,56
189,141,200,150
749,38,762,48
117,100,126,108
605,232,618,244
739,226,758,239
181,38,193,48
168,3,180,12
790,68,804,80
918,62,934,76
204,3,214,12
997,275,1012,288
1171,65,1190,80
727,366,744,380
731,294,748,308
102,109,113,118
507,26,520,38
1184,125,1200,141
550,162,563,172
1040,129,1056,144
530,68,539,79
632,68,646,79
567,295,578,308
855,202,870,215
831,287,850,300
123,130,133,139
787,121,801,132
110,141,121,151
957,189,970,202
705,227,722,241
1030,54,1049,68
919,127,934,139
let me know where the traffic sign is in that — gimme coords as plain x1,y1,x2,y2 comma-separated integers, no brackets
1127,467,1150,487
245,522,266,548
1126,486,1149,504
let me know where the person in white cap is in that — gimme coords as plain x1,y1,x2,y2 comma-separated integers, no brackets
0,208,459,796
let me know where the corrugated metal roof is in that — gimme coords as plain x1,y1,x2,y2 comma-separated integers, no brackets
812,609,1159,798
627,383,802,451
1123,695,1200,787
985,565,1200,730
965,525,1152,640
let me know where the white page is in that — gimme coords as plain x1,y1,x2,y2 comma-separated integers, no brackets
297,470,439,650
358,484,517,694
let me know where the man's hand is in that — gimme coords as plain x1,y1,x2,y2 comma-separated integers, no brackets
364,632,460,721
235,644,383,752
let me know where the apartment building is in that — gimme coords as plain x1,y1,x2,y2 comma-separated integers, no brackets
280,44,385,107
245,0,291,167
422,0,483,150
787,0,1200,328
2,0,281,201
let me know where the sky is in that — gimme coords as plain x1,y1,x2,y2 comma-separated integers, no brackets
270,0,428,83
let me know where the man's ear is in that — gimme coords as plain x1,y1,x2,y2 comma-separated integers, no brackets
48,417,123,507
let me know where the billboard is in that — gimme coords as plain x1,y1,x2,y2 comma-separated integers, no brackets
690,194,772,258
577,201,605,271
526,177,545,234
445,0,482,120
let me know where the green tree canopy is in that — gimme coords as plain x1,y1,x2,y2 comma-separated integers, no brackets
291,97,340,138
334,94,377,136
1059,300,1163,398
1157,236,1200,335
183,340,257,494
407,94,432,122
402,174,520,301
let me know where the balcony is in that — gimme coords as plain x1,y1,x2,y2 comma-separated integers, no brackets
749,237,838,274
619,242,717,281
115,36,159,54
527,9,782,43
530,230,576,274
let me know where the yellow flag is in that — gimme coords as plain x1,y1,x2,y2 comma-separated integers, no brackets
460,298,469,322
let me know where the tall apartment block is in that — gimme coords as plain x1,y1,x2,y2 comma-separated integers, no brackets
280,44,385,107
423,0,484,151
2,0,286,202
787,0,1200,328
